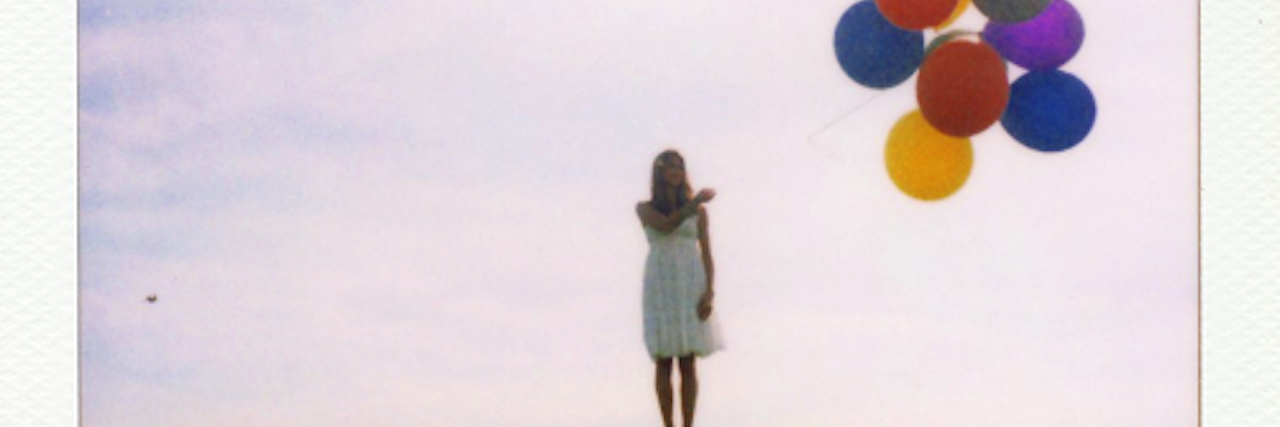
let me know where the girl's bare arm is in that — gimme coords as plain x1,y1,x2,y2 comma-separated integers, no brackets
636,201,700,233
697,206,715,296
636,189,715,234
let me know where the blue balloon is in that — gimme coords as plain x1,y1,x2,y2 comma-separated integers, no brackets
1002,70,1096,152
834,0,925,89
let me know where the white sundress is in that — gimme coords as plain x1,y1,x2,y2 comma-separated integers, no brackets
643,213,724,360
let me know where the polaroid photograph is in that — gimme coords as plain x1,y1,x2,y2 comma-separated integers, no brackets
76,0,1199,426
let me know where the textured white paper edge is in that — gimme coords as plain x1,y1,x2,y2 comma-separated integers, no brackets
0,0,78,426
1201,0,1280,425
1,0,1277,426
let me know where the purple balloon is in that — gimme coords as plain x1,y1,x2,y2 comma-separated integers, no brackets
982,0,1084,70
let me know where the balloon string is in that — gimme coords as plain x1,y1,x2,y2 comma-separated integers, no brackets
807,90,886,145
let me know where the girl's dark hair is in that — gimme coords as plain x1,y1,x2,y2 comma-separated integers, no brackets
649,150,694,215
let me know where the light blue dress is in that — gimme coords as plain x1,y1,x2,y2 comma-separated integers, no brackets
642,214,724,360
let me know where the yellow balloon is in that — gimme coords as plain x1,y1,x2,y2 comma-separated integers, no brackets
885,110,973,201
934,0,971,30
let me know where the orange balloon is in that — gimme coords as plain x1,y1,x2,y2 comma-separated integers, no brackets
916,39,1009,137
934,0,971,30
885,110,973,201
875,0,960,31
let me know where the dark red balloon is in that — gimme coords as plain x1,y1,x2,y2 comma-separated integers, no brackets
917,40,1010,137
875,0,960,30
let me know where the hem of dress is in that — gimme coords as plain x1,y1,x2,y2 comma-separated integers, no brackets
647,348,722,362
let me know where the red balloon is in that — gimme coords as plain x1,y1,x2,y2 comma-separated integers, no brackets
875,0,960,30
917,40,1010,137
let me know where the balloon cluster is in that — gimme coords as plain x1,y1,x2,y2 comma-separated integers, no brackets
834,0,1096,201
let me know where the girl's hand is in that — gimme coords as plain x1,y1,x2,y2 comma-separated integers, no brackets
695,188,717,203
697,292,714,320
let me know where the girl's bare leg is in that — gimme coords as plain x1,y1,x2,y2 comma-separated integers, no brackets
678,355,698,427
656,358,675,427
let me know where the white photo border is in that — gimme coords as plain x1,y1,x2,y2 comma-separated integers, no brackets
3,0,1279,425
1,1,78,426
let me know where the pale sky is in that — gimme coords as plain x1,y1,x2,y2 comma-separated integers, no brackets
79,0,1199,426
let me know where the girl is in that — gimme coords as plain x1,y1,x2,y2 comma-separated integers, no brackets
635,150,724,427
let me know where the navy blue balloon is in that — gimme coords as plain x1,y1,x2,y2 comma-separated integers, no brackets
834,0,925,89
1002,70,1096,152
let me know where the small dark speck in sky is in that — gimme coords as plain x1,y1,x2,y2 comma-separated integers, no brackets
146,294,157,303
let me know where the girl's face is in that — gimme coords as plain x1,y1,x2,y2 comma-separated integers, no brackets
660,157,685,188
